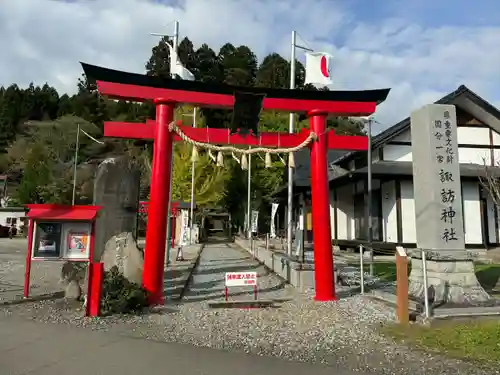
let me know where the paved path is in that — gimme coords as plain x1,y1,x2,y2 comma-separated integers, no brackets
0,314,357,375
183,241,295,302
163,243,203,300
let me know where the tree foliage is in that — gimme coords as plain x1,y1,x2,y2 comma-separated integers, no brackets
0,35,368,225
171,143,230,208
8,116,100,204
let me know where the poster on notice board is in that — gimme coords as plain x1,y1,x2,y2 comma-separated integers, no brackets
32,222,62,259
62,222,91,260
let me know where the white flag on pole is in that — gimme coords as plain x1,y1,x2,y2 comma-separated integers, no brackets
270,203,279,238
167,42,195,81
251,210,259,233
304,52,332,86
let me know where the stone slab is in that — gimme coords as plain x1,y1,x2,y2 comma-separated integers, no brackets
369,289,419,311
432,305,500,318
208,300,276,309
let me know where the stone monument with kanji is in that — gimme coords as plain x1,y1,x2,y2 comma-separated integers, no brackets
409,104,490,305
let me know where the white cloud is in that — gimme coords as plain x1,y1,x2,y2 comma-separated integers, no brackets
0,0,499,132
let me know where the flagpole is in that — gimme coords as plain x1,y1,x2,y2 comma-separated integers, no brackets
286,31,296,258
165,20,179,264
247,150,252,239
286,32,314,258
189,107,197,244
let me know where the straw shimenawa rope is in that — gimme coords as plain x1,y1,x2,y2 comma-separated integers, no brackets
168,121,317,155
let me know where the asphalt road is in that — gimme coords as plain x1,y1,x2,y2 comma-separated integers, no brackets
0,314,360,375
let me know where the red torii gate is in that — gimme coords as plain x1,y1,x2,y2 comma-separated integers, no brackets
81,63,390,304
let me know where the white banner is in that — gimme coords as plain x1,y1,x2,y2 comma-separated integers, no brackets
180,209,190,246
251,210,259,233
270,203,279,238
305,52,332,86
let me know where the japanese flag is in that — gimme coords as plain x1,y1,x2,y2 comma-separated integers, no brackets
167,43,195,81
304,52,332,86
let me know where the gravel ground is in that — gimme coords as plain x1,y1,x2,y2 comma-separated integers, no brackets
1,242,497,375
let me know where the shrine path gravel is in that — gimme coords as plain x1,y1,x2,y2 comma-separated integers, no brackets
1,242,497,375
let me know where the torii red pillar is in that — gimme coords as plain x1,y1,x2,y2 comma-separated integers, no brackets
308,110,334,301
142,100,174,304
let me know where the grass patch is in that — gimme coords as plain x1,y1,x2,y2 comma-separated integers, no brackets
357,262,410,282
355,262,500,292
475,263,500,291
381,319,500,363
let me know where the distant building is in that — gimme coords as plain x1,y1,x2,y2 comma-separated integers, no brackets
0,207,28,233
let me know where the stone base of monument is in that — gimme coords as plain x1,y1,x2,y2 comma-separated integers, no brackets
408,250,494,306
370,250,500,321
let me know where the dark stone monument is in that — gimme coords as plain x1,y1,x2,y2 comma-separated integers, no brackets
409,104,490,305
93,156,141,260
80,156,144,286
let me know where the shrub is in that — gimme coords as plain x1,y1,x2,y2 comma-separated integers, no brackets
100,266,148,316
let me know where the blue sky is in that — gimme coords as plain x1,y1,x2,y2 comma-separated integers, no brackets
350,0,499,26
1,0,499,133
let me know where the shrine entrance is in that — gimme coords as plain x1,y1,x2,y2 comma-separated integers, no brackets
81,62,390,305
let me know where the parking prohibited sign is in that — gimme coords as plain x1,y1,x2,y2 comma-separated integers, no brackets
224,271,258,301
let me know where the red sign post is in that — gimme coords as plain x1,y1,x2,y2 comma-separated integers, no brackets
24,204,103,317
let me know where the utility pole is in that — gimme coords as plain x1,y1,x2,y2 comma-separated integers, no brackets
287,31,314,257
367,117,374,276
286,31,296,258
71,124,104,206
71,123,80,206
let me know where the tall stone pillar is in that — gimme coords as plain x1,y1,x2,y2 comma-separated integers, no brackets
409,104,490,304
93,156,141,261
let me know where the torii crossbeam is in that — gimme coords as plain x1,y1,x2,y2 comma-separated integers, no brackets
82,62,390,304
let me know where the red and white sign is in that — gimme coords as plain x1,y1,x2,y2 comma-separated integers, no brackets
225,272,257,287
304,52,332,86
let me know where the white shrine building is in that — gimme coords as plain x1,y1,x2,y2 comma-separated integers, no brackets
274,85,500,250
326,85,500,250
